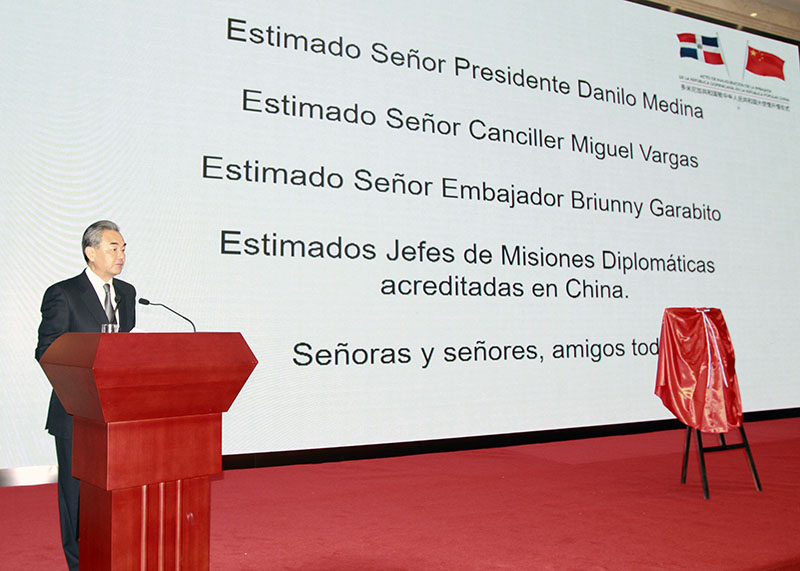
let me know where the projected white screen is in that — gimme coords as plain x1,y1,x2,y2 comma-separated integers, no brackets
2,0,799,468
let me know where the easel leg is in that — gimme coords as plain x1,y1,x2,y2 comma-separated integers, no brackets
695,429,710,499
739,426,763,492
681,426,692,484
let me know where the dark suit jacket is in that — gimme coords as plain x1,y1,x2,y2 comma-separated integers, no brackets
35,271,136,438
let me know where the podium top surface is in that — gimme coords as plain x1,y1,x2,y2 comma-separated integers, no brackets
40,332,258,423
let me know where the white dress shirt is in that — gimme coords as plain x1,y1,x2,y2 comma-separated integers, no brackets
84,267,117,320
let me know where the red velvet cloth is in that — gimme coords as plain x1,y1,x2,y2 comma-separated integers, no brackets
655,307,742,433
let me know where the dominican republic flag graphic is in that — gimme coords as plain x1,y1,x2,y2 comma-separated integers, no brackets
745,45,785,80
677,33,725,65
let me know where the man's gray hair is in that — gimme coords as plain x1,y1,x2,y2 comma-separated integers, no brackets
82,220,120,262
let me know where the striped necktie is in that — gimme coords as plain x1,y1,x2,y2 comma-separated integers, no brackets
103,283,116,324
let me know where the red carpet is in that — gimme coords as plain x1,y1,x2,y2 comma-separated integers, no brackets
2,418,798,570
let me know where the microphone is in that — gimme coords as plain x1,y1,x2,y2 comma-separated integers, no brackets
138,298,197,332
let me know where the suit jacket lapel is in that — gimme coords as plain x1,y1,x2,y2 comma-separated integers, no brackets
117,287,131,331
77,272,109,327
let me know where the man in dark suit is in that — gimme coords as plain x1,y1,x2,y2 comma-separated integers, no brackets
35,220,136,571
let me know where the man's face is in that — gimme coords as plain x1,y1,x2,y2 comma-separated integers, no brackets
85,230,126,282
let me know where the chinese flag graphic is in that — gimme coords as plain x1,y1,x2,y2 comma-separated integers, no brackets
745,46,785,79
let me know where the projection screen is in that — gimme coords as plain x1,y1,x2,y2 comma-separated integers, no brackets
1,0,798,471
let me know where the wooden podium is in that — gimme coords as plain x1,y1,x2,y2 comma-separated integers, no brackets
39,332,258,570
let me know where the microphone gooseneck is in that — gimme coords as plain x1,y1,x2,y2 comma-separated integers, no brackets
138,297,197,332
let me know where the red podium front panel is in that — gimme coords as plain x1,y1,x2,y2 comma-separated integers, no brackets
655,307,742,433
79,476,210,570
40,332,258,570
